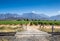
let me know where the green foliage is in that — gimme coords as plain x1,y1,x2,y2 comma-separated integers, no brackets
32,21,38,25
17,19,21,21
0,20,29,25
30,22,33,26
0,20,60,25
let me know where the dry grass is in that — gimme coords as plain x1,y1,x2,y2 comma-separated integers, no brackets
0,25,24,32
39,28,60,32
0,24,60,32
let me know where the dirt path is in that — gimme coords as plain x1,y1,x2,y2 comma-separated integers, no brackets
15,25,51,41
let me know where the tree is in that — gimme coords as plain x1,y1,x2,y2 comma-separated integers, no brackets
26,19,29,21
17,19,21,21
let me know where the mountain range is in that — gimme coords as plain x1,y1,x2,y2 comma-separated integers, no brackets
0,13,60,20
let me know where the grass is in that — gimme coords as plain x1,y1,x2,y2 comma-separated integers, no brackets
0,26,24,32
0,20,60,25
0,20,29,25
39,28,60,32
0,27,5,30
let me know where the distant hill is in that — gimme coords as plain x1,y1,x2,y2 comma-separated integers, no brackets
0,13,60,20
22,13,49,20
50,15,60,20
0,13,21,20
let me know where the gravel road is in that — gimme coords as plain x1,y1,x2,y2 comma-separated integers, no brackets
15,26,51,41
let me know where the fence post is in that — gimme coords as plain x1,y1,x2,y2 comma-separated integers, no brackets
52,25,54,36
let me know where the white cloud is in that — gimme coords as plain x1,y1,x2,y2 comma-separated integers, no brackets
32,11,36,13
31,11,42,14
58,11,60,13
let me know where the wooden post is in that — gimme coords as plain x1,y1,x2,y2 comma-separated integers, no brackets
52,25,54,36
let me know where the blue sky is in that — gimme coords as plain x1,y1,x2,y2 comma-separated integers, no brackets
0,0,60,16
